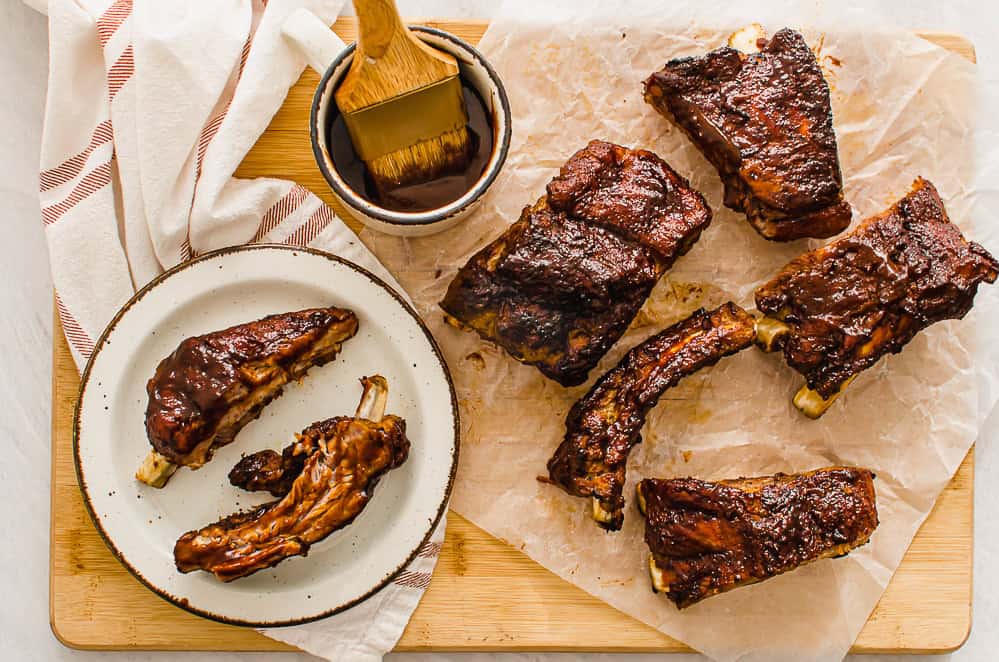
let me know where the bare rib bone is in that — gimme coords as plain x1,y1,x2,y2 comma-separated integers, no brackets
355,375,388,421
793,375,857,419
754,316,790,352
135,450,178,488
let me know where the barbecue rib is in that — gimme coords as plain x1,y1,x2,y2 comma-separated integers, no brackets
637,467,878,608
228,372,396,497
644,27,852,241
228,435,315,497
137,307,358,488
174,376,409,582
546,303,757,530
440,140,712,386
756,178,999,417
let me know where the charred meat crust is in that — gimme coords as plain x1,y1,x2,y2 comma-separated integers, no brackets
145,307,358,467
546,302,757,530
440,140,711,386
174,415,409,581
644,28,851,241
441,198,664,386
546,139,714,265
756,178,999,397
639,467,879,608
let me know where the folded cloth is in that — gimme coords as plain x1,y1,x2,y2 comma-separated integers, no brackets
36,1,442,658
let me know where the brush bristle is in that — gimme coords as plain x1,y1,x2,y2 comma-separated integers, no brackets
366,125,473,194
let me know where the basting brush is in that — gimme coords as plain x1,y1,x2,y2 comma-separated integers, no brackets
336,0,472,200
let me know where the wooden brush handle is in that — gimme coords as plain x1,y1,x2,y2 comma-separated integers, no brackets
337,0,459,113
353,0,406,58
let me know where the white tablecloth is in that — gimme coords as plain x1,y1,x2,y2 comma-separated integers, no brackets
4,1,998,660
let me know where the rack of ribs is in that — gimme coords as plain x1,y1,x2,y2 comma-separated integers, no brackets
137,307,358,488
546,303,757,530
644,27,852,241
440,140,712,386
636,467,878,608
756,178,999,418
174,376,409,582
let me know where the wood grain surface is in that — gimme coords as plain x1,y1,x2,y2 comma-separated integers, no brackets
50,18,976,654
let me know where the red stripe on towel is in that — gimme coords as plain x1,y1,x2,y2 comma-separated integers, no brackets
107,45,135,102
96,0,133,48
39,120,114,192
282,204,334,247
180,235,195,262
418,542,442,558
393,571,432,590
195,34,254,176
251,185,310,242
41,160,114,225
56,292,95,359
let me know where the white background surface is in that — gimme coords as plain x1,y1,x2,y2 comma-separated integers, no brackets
2,1,997,661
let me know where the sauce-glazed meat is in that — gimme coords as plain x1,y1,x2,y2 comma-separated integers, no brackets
174,376,409,582
756,178,998,417
227,431,319,497
546,303,757,530
440,140,712,386
228,416,337,497
644,28,851,241
637,467,878,608
138,307,358,487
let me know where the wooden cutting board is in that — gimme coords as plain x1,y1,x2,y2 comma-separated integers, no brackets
49,18,976,655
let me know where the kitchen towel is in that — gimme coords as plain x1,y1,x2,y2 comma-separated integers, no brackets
35,0,441,659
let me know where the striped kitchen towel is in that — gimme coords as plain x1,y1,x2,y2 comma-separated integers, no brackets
35,1,443,659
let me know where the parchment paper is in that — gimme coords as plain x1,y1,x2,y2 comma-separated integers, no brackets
360,2,999,660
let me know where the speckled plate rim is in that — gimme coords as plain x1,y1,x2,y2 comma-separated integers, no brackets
72,243,459,628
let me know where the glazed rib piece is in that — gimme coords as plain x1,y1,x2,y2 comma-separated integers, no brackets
229,420,329,497
174,376,409,582
756,178,999,417
137,307,358,488
644,28,851,241
637,467,878,608
544,139,714,262
441,198,662,386
441,140,712,386
546,303,757,530
228,436,315,497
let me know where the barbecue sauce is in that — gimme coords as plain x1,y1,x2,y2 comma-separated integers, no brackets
326,76,494,213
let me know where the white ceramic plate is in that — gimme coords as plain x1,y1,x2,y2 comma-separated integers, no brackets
74,245,458,627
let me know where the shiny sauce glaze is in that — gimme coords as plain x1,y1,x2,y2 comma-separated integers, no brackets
145,308,357,463
174,415,410,581
640,467,879,608
326,76,494,213
756,179,999,396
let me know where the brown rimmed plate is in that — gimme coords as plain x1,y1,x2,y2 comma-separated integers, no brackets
73,244,458,627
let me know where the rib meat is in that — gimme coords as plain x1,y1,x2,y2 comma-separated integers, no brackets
644,28,851,241
637,467,878,608
229,420,330,497
756,178,998,417
138,307,358,487
546,303,757,530
441,140,712,386
174,376,409,582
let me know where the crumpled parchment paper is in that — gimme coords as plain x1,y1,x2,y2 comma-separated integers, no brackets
360,2,999,660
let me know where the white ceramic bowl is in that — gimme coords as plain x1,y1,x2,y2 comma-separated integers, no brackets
309,26,512,237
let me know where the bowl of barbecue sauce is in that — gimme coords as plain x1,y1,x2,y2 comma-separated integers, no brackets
326,76,496,215
292,15,512,237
